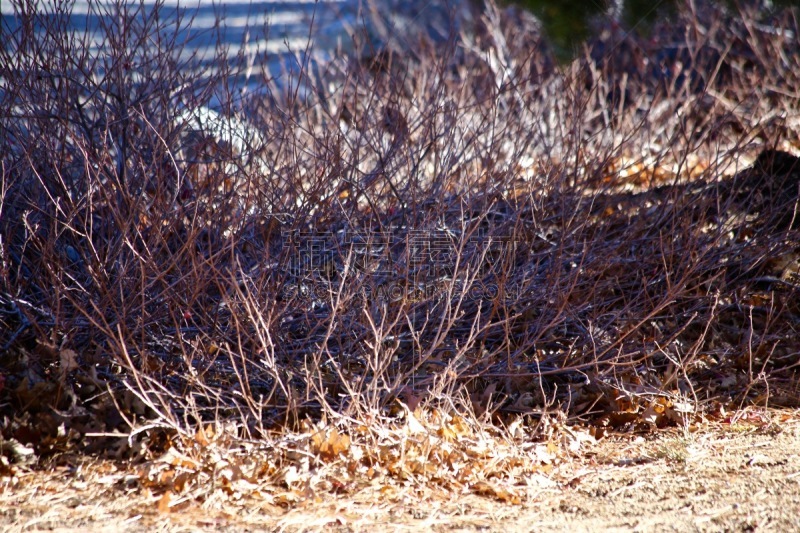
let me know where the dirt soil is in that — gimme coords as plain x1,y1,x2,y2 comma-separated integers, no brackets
2,411,799,532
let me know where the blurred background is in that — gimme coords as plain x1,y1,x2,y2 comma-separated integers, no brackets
3,0,800,75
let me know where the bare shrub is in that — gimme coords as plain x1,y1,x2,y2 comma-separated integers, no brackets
1,0,799,465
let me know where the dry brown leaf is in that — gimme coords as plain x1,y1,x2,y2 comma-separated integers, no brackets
194,424,215,447
470,480,522,504
59,348,79,377
158,447,201,470
438,415,472,441
311,427,351,461
157,491,172,513
173,472,192,493
274,491,303,505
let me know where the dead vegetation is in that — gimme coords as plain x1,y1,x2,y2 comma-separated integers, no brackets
1,0,800,518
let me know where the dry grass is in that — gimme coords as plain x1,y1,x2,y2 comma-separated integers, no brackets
1,0,800,514
2,409,799,531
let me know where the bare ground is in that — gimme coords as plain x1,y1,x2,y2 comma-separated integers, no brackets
2,410,799,532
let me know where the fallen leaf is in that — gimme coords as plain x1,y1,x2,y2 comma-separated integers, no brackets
311,427,351,461
59,348,79,378
471,480,522,504
158,491,172,513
